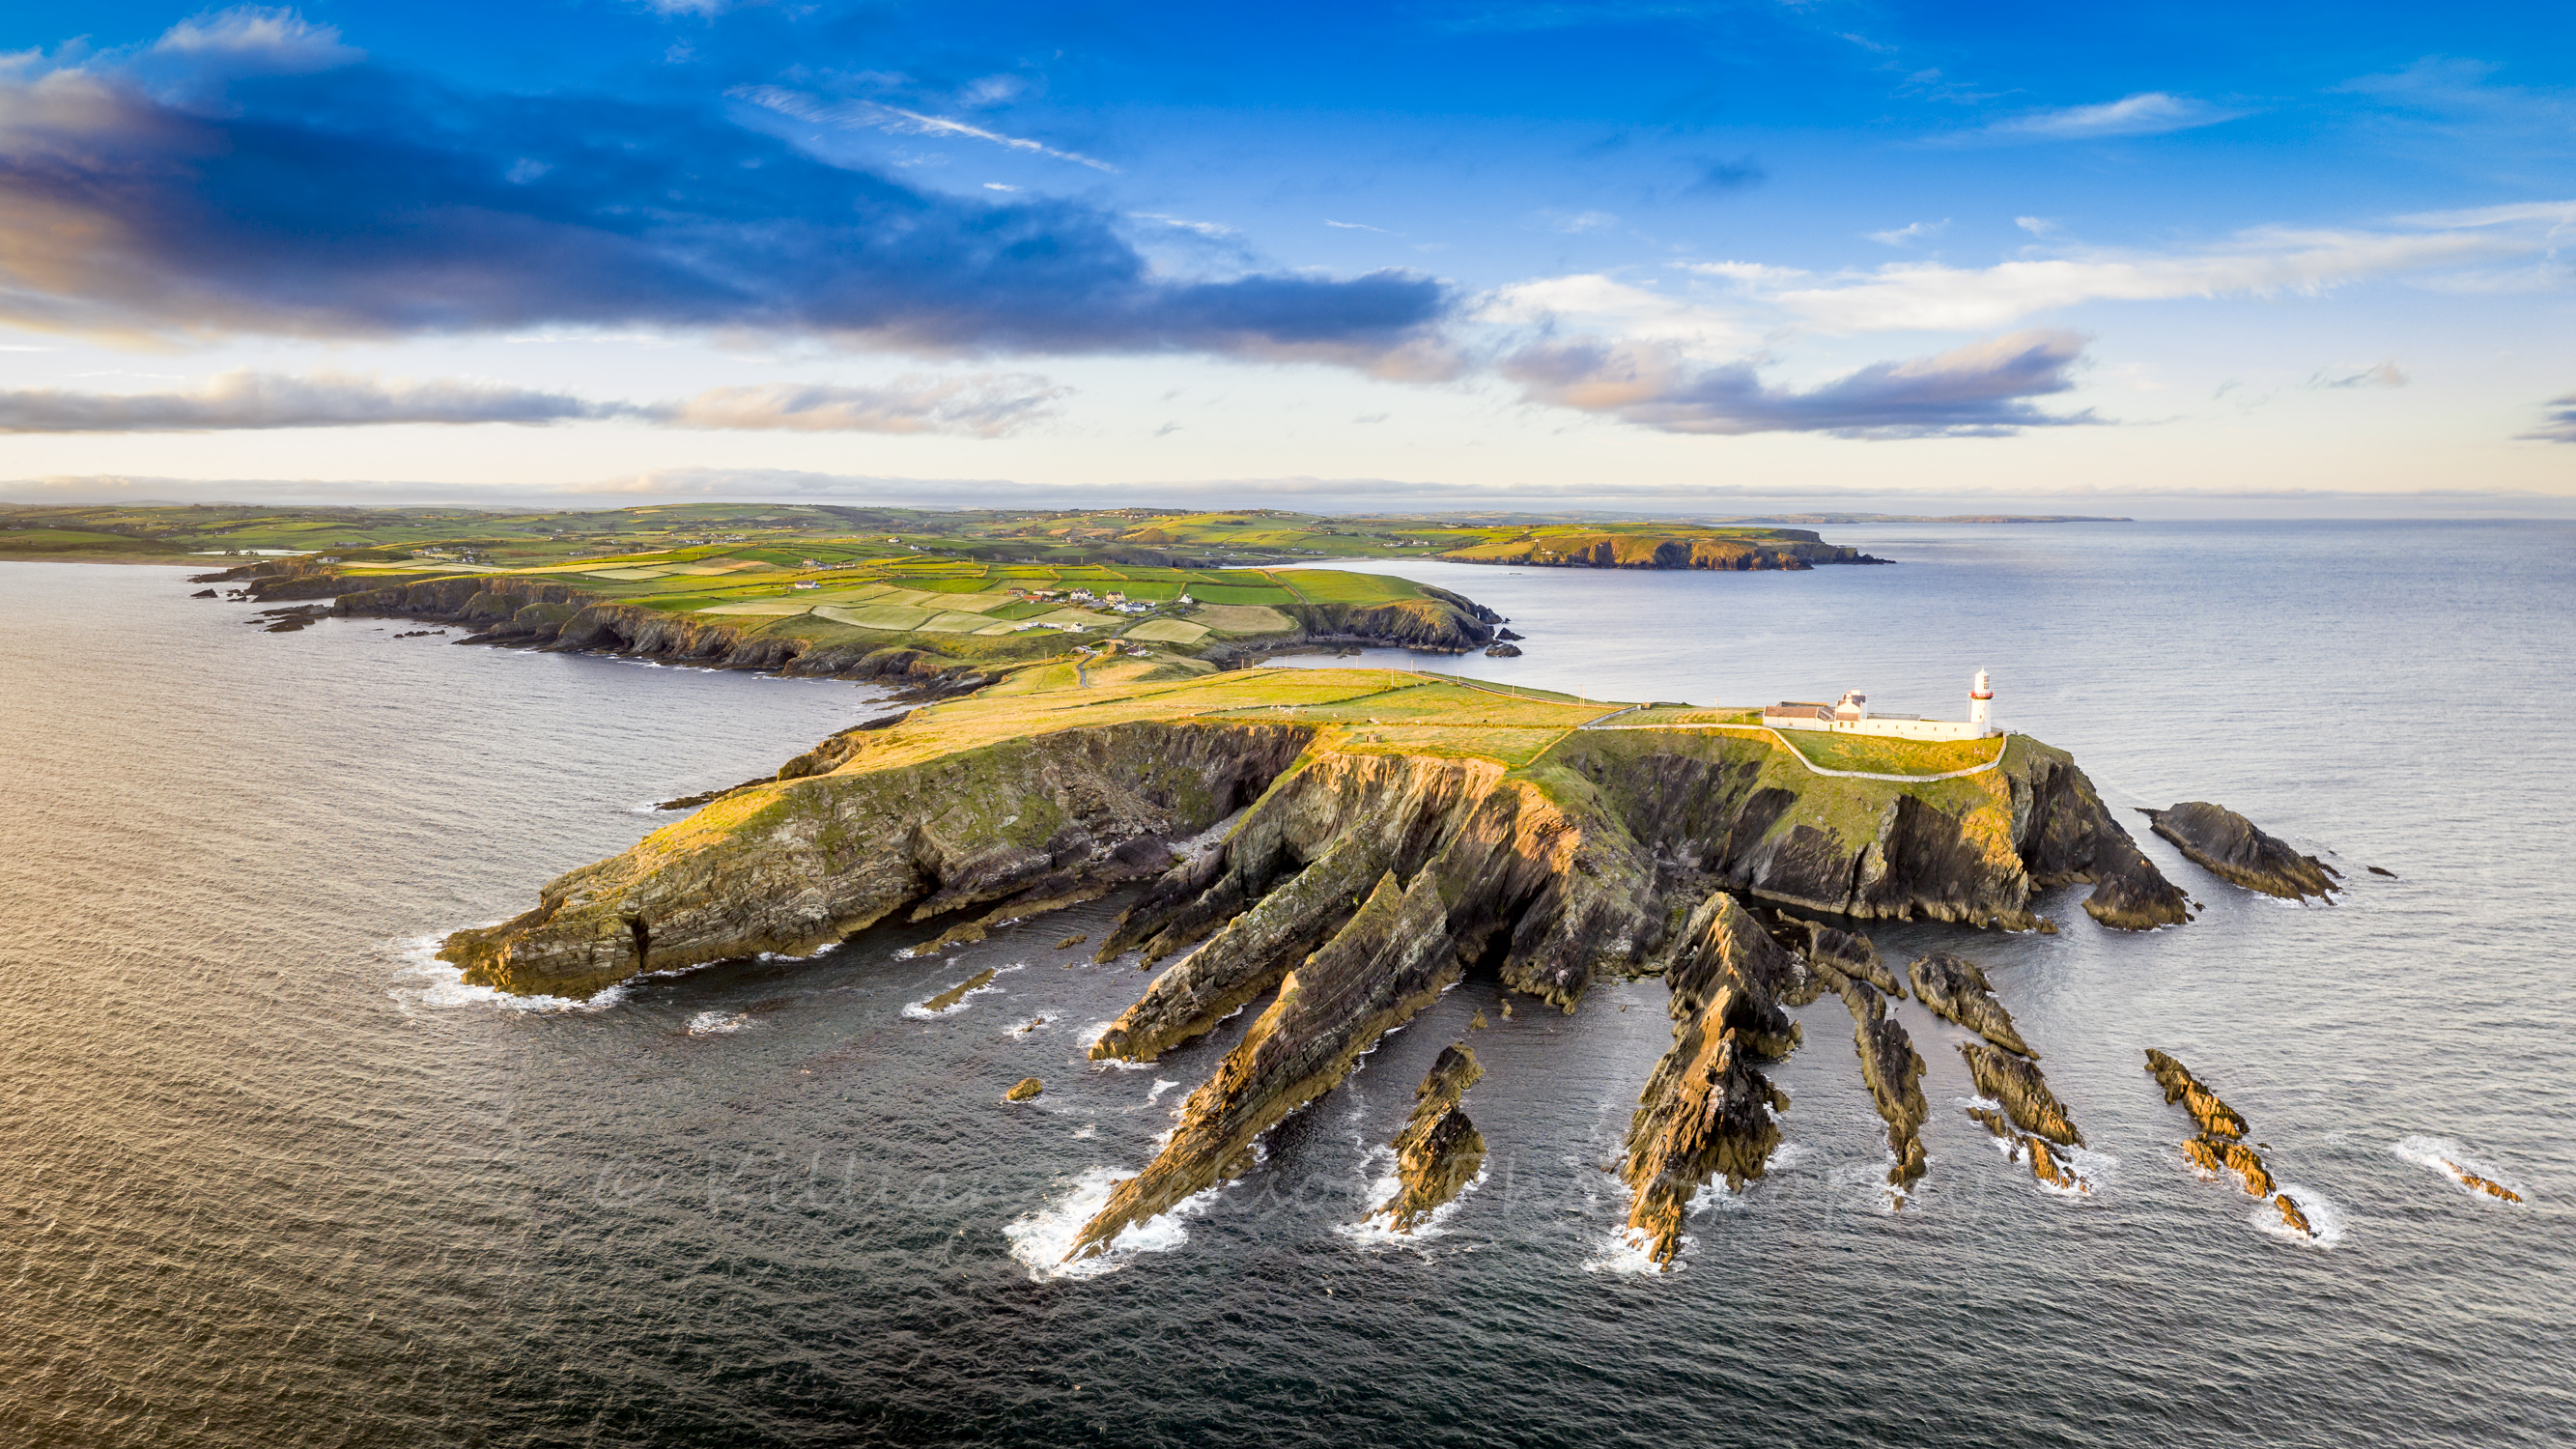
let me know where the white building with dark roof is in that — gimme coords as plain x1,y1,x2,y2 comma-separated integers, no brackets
1763,671,2000,741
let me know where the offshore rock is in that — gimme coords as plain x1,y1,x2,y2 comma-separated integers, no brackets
1906,952,2034,1057
1831,975,1929,1191
1005,1077,1043,1102
2437,1158,2524,1204
1620,895,1798,1268
2144,1049,2249,1140
1368,1044,1487,1233
2276,1193,2315,1237
1960,1043,2083,1148
1803,922,1905,997
2141,802,2340,901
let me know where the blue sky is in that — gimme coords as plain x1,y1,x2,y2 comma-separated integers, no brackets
2,2,2571,511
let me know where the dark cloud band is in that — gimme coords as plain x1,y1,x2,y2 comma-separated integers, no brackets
0,48,1450,366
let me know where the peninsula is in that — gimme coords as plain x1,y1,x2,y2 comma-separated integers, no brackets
3,500,1884,573
438,664,2189,1265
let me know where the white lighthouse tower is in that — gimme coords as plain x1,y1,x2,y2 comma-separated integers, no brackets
1968,668,1995,734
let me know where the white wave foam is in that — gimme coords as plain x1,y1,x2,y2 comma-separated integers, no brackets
386,959,626,1014
1583,1226,1681,1275
1071,1123,1096,1140
1003,1167,1218,1281
2257,1182,2347,1247
2392,1135,2527,1203
688,1010,752,1036
1337,1164,1487,1249
1146,1078,1180,1104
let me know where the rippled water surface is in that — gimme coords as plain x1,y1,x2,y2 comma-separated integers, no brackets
3,523,2570,1447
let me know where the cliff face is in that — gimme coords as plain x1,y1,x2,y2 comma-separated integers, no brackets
439,720,1310,999
1440,532,1881,571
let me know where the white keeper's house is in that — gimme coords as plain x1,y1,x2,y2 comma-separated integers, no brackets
1764,670,2000,742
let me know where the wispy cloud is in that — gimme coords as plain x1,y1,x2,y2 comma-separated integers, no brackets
0,370,1069,437
1964,92,2246,142
1500,329,2095,438
2519,391,2576,443
2309,360,2409,389
1866,219,1949,246
1536,209,1619,234
1325,219,1398,234
1131,213,1236,239
1747,213,2563,331
732,85,1119,172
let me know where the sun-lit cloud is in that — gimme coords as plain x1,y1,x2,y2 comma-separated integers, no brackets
1477,273,1752,348
1963,91,2246,142
1500,329,2094,438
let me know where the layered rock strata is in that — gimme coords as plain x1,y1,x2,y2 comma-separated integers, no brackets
2145,1049,2313,1236
1830,973,1930,1193
1960,1044,2083,1148
1367,1044,1487,1233
2141,802,2340,901
1800,921,1906,997
440,720,1311,999
1619,895,1800,1267
1907,952,2034,1057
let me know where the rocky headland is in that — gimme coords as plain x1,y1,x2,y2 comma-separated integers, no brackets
2140,802,2339,901
434,667,2192,1265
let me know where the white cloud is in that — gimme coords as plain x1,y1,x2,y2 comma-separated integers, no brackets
1477,272,1752,348
732,86,1119,173
2015,216,2059,236
1763,223,2543,332
1968,92,2245,142
151,8,361,72
1325,219,1397,233
1866,219,1949,246
1676,260,1811,288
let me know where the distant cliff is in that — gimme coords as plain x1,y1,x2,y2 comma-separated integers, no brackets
1436,528,1884,571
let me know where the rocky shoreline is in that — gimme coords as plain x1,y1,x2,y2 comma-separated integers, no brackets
424,668,2227,1270
195,557,1506,696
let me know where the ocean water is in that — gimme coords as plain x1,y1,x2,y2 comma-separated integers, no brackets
2,522,2569,1448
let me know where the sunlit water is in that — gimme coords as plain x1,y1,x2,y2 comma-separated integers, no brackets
2,523,2569,1447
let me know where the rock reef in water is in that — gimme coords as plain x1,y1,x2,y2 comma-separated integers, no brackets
1367,1044,1487,1233
1828,970,1930,1193
1907,952,2033,1058
1960,1043,2083,1148
2434,1158,2524,1205
2141,802,2339,901
2145,1049,2312,1236
1621,895,1798,1267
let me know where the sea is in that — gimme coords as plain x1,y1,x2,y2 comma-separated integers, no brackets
2,520,2569,1448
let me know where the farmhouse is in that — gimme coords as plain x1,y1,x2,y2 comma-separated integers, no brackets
1765,670,1999,742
